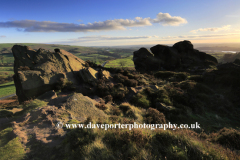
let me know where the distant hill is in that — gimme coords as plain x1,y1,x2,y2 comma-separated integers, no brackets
0,43,135,64
0,43,100,55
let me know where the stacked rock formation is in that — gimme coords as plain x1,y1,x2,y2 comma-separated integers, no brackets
133,40,218,71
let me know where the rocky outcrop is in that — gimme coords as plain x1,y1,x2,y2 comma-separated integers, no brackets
79,67,99,84
172,40,194,53
12,45,87,103
133,40,218,71
98,69,112,80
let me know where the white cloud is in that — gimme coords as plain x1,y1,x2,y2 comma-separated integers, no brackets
58,35,156,43
190,25,231,33
152,12,187,26
0,12,187,32
0,35,6,38
49,35,157,43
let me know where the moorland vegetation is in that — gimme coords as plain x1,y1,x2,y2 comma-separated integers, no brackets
0,41,240,160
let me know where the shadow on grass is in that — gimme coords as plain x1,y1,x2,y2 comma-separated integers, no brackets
0,84,15,88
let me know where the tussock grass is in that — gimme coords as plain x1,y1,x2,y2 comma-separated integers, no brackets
119,102,144,123
68,119,79,124
177,80,215,95
154,71,189,81
145,107,166,124
15,99,47,116
0,127,25,160
131,92,151,108
210,127,240,150
60,126,240,160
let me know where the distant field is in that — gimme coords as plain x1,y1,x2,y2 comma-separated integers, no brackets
105,56,134,68
0,67,14,78
207,52,225,62
78,54,110,62
0,81,15,98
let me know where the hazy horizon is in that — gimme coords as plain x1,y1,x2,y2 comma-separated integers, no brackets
0,0,240,46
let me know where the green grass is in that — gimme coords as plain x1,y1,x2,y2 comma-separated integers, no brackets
87,54,109,58
117,52,132,56
105,56,134,68
18,99,47,111
13,99,47,117
0,81,15,98
1,57,14,64
0,67,14,78
0,127,25,160
77,55,108,62
0,67,13,71
0,71,14,77
0,81,15,87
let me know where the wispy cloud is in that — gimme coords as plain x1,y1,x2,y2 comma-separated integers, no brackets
0,35,6,38
53,35,158,43
161,33,240,40
190,25,231,33
0,12,187,32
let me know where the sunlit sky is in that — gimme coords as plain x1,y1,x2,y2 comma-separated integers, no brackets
0,0,240,46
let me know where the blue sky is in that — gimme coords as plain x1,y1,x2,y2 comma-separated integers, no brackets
0,0,240,46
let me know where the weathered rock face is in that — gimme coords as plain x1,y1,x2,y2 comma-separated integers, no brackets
150,45,181,70
79,67,99,84
133,48,161,71
133,40,218,71
172,40,194,53
37,90,57,100
12,45,86,103
98,69,112,80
